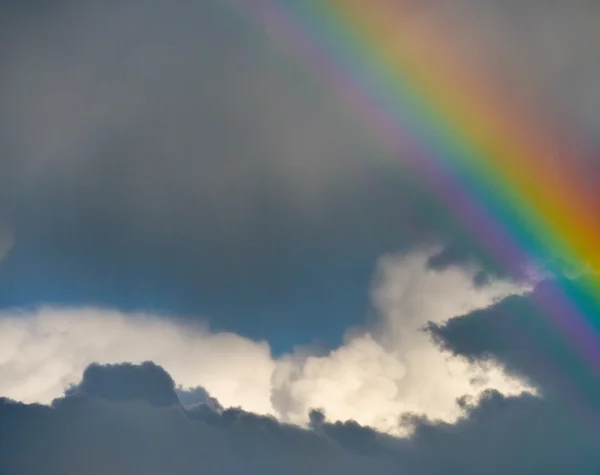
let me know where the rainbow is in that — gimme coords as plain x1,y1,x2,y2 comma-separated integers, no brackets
242,1,600,397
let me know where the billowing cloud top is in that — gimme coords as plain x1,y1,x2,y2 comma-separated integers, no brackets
0,250,530,429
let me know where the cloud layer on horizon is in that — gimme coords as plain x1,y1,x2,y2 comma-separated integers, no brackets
3,258,598,473
0,249,529,434
1,360,598,475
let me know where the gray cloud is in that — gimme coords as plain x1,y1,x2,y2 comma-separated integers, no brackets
1,3,599,472
0,0,387,224
440,0,600,141
0,0,441,338
65,361,180,407
428,275,600,414
2,0,598,327
1,361,598,475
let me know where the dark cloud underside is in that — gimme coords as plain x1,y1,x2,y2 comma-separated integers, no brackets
2,362,598,475
428,276,600,410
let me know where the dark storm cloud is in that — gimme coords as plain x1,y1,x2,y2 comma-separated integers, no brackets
0,0,445,345
0,362,403,475
65,362,180,407
428,276,600,412
1,361,599,475
1,0,599,348
446,0,600,142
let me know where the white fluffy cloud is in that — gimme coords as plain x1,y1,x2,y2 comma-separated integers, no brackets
0,309,276,415
0,249,532,434
271,250,530,433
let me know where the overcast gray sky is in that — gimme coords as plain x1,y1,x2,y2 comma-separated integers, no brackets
1,0,600,473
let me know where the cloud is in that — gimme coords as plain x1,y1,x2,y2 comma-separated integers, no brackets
402,389,600,474
0,0,385,222
0,228,12,262
2,3,599,468
0,307,276,415
428,274,600,412
176,385,224,412
271,250,529,432
2,0,598,334
65,361,180,407
0,0,441,340
416,0,600,141
1,362,403,475
1,361,598,475
0,249,530,435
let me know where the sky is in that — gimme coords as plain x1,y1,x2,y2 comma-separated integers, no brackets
1,0,600,473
